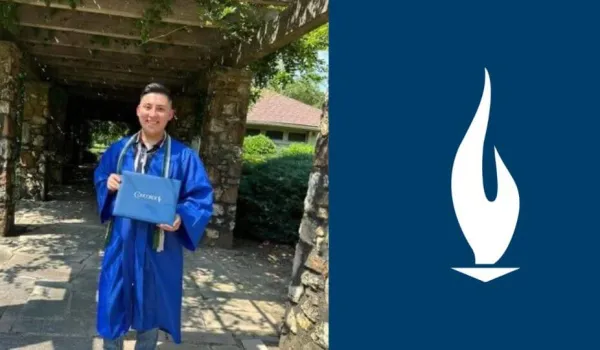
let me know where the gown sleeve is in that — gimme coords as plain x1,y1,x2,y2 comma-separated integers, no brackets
176,149,214,251
94,142,120,223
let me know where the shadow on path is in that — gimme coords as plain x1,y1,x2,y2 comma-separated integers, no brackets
0,185,290,349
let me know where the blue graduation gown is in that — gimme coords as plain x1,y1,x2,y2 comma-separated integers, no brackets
93,136,214,343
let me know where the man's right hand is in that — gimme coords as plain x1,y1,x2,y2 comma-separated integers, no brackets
107,174,121,192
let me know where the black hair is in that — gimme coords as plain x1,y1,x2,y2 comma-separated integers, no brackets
140,82,172,103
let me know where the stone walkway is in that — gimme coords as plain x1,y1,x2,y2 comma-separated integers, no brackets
0,191,290,349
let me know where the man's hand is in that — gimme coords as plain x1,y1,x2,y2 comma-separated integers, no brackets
107,174,121,192
158,214,181,232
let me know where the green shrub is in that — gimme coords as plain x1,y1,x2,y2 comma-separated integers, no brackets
279,142,315,157
235,139,315,244
243,134,277,156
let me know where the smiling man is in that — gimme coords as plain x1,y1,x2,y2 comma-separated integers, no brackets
93,83,214,349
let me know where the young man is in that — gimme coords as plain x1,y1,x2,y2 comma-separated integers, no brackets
93,83,214,349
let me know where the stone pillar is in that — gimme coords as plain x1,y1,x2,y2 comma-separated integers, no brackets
199,66,252,248
18,82,50,200
77,121,90,164
69,120,86,166
63,110,78,179
279,97,329,350
168,96,198,146
0,42,22,236
47,85,68,185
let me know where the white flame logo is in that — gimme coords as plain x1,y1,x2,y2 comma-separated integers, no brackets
451,68,520,283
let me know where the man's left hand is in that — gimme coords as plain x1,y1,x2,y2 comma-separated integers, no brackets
158,214,181,232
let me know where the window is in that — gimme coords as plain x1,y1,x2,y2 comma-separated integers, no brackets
266,130,284,140
245,128,261,136
288,132,308,142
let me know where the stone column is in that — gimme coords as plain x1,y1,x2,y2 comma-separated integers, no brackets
77,121,90,164
47,85,68,185
168,96,198,146
279,97,329,350
199,66,252,248
0,41,22,236
18,82,50,200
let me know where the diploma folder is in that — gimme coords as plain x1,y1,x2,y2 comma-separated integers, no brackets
112,170,182,225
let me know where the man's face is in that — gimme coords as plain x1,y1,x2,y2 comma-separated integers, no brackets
136,92,174,136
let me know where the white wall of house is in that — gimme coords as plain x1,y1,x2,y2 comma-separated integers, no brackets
245,124,318,146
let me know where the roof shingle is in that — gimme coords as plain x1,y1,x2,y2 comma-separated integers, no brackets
246,90,321,129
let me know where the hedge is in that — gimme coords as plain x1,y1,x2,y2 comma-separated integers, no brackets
234,136,314,244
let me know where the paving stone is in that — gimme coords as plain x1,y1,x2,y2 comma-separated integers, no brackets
152,342,212,350
0,308,20,333
0,196,292,349
21,285,71,319
0,246,13,264
197,296,256,312
0,253,80,282
174,330,237,345
93,336,215,350
0,334,99,349
11,317,95,337
200,309,280,336
236,335,280,346
68,291,97,319
241,339,269,350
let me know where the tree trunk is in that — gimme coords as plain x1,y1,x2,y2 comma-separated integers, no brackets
279,95,329,350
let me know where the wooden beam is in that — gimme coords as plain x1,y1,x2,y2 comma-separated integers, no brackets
55,70,197,92
10,0,291,26
11,0,209,27
64,85,143,102
56,75,183,90
36,56,192,78
59,78,194,97
17,27,211,60
64,84,197,103
15,4,223,48
222,0,328,67
25,43,207,71
51,67,184,87
58,79,138,92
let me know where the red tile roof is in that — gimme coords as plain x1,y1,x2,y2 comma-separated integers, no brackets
246,90,321,129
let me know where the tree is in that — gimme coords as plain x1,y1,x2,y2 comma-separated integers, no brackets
269,74,327,107
279,94,329,349
250,23,329,103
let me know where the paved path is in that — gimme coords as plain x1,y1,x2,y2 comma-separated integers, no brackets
0,193,290,349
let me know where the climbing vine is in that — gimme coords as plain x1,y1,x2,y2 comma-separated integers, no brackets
136,0,173,44
195,0,264,41
134,0,327,90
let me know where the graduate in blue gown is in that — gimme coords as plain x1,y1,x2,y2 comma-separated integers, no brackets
93,83,214,349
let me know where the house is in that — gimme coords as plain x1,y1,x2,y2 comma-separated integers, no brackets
245,90,322,145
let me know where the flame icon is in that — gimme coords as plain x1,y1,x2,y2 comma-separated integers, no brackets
451,68,520,283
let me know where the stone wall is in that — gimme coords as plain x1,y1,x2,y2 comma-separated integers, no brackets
168,96,198,146
17,82,50,200
279,97,329,350
0,41,22,236
47,86,68,185
199,66,252,248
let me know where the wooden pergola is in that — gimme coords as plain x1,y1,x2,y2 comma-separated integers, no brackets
1,0,328,94
0,0,329,247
